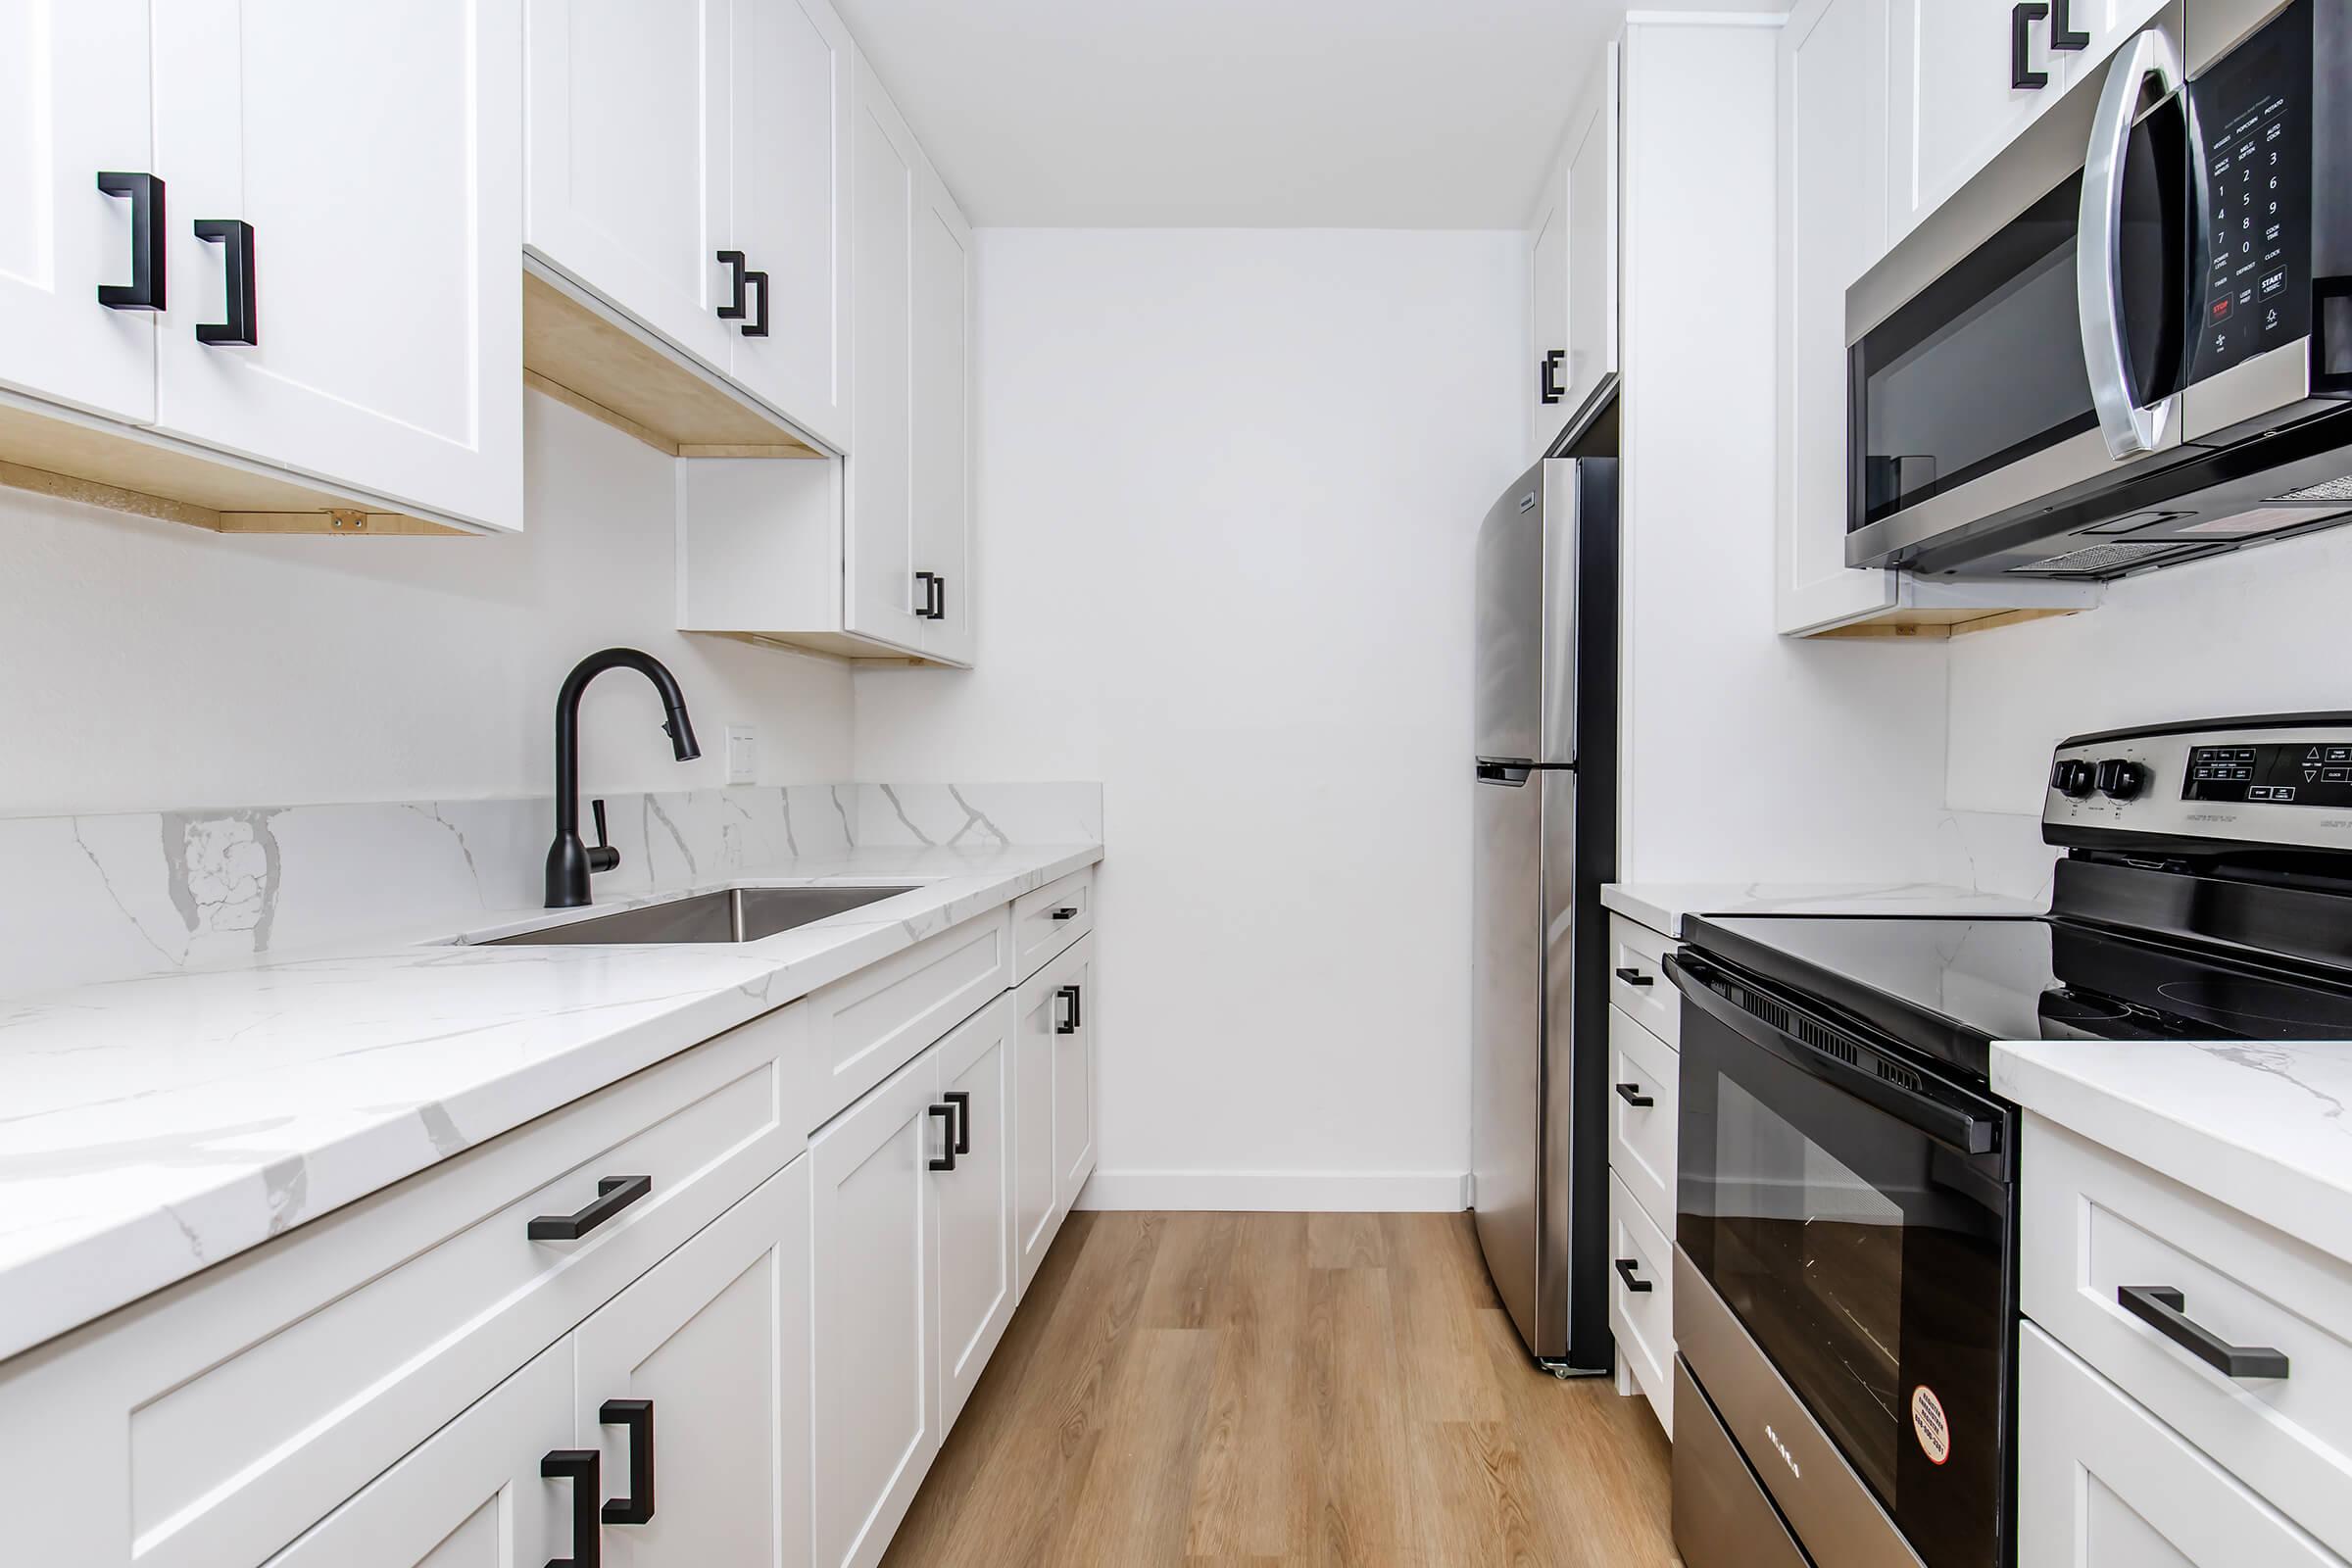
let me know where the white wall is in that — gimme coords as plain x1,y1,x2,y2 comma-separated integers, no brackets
856,227,1527,1210
0,392,853,816
1947,530,2352,885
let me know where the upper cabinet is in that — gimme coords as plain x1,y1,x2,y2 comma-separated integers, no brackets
1526,46,1620,461
524,0,851,452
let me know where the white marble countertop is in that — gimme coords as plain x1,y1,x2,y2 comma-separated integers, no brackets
1601,881,2045,938
1994,1039,2352,1271
0,841,1101,1363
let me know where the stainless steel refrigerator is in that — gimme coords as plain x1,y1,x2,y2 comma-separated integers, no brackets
1471,451,1618,1373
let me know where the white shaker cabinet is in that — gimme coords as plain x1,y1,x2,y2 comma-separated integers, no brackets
0,0,156,427
1525,45,1619,460
935,998,1017,1429
571,1160,813,1568
260,1341,575,1568
910,170,975,666
151,0,523,532
1887,0,2073,241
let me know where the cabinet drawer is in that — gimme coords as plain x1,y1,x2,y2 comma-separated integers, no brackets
808,907,1010,1126
1606,1004,1679,1237
1608,1170,1675,1439
0,1003,808,1568
1608,914,1679,1047
1007,865,1094,985
2021,1115,2352,1559
2019,1322,2344,1568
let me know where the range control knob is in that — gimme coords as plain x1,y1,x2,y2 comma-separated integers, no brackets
2095,759,2146,800
2050,760,2096,799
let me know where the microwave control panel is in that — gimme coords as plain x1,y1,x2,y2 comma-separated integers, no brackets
2189,0,2313,384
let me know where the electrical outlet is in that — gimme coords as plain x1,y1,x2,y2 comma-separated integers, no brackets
724,725,758,786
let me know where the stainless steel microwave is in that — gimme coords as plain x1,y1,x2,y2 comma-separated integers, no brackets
1845,0,2352,579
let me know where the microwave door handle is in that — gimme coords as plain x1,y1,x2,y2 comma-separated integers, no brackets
2078,24,2185,461
1664,953,1999,1157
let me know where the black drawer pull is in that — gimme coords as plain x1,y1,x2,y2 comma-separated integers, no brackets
543,1447,602,1568
2011,2,2050,89
1614,1258,1652,1294
715,249,748,318
2049,0,2088,49
529,1175,652,1241
944,1090,972,1154
192,219,256,345
914,570,941,619
1613,1082,1654,1108
1540,349,1565,406
2118,1286,2289,1379
1056,984,1083,1034
96,172,165,311
741,268,769,337
600,1398,655,1525
928,1102,957,1171
1614,966,1653,988
1050,906,1080,921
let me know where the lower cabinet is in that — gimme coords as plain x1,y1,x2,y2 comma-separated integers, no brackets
1013,934,1098,1296
937,999,1017,1429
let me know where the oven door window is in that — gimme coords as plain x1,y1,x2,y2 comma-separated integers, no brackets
1681,1004,2011,1568
1849,92,2189,532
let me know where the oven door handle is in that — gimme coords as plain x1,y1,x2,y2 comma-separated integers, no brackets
2077,22,2184,461
1665,952,2000,1157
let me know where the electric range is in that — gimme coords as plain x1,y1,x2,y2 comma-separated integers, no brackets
1663,714,2352,1568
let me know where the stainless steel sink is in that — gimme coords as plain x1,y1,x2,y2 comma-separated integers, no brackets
482,885,918,946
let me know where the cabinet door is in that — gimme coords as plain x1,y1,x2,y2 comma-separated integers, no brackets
1888,0,2069,238
810,1051,941,1568
935,997,1015,1428
261,1341,574,1568
1562,44,1621,420
525,0,738,374
1052,935,1098,1212
151,0,522,530
2072,0,2172,72
0,0,155,425
1525,154,1569,460
1777,0,1901,633
573,1158,812,1568
912,168,974,667
1011,959,1062,1298
843,56,925,658
727,0,852,450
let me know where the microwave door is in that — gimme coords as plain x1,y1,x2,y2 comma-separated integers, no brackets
2081,24,2194,461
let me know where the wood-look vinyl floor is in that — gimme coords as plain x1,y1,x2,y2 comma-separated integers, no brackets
881,1211,1681,1568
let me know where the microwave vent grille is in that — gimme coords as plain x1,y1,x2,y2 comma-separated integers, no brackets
2269,472,2352,503
2006,540,2192,575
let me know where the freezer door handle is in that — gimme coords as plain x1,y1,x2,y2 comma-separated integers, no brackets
1476,760,1532,786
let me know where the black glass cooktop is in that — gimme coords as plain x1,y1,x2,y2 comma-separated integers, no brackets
1683,913,2352,1082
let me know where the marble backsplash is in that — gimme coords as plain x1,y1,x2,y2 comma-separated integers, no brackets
0,782,1102,999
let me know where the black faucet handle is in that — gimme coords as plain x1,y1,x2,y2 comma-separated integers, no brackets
588,798,620,875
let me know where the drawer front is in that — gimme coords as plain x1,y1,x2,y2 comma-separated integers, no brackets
2021,1115,2352,1560
2019,1322,2345,1568
1606,1004,1679,1237
0,1002,809,1568
1008,865,1094,985
1608,1169,1675,1438
808,907,1010,1126
1608,914,1678,1047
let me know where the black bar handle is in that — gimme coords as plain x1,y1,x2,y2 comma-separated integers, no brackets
599,1399,655,1526
1051,906,1080,921
741,269,769,337
193,219,257,345
715,250,748,319
928,1103,957,1171
1614,965,1653,988
543,1447,602,1568
914,571,939,619
2049,0,2088,49
96,172,165,311
1540,349,1565,406
930,573,947,621
1613,1082,1655,1108
529,1175,652,1241
944,1090,971,1154
1056,984,1082,1034
2012,3,2050,88
2118,1286,2289,1379
1614,1258,1652,1295
1475,760,1534,787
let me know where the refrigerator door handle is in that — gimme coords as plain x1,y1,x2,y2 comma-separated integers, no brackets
1476,760,1533,786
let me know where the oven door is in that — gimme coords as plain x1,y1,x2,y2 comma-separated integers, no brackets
1671,951,2016,1568
1845,4,2194,571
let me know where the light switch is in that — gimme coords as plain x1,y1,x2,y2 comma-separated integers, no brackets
724,725,758,786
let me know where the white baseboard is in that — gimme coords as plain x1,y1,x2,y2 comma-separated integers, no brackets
1073,1168,1470,1213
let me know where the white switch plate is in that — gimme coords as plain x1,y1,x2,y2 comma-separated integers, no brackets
724,725,758,786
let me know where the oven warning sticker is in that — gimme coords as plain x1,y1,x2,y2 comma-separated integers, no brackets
1911,1385,1952,1466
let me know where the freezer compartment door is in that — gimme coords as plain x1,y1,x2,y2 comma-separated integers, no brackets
1473,766,1546,1357
1475,464,1546,764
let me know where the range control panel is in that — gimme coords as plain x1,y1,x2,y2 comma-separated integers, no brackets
2044,719,2352,854
2185,741,2352,806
